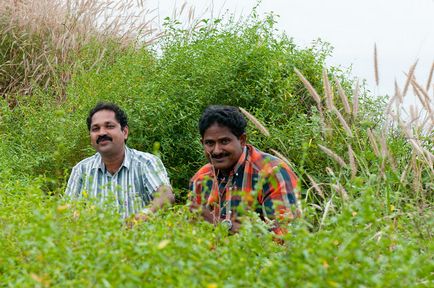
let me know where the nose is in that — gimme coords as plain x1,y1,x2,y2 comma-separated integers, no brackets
98,127,108,135
213,143,223,154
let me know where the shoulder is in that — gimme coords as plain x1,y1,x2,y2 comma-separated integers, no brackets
128,147,162,165
190,163,213,183
248,146,283,169
71,153,100,172
249,145,296,177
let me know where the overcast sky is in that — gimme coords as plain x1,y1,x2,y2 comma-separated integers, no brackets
148,0,434,101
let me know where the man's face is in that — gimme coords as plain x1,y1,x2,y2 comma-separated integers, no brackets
90,109,128,157
201,123,246,173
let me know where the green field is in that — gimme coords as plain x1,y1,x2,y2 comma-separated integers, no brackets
0,1,432,287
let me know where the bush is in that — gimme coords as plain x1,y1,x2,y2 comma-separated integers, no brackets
0,2,432,286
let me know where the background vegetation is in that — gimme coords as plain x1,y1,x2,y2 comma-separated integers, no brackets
0,0,432,286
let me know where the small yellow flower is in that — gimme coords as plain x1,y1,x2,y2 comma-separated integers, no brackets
157,239,170,250
56,204,69,212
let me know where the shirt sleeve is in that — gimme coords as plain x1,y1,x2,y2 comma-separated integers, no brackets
260,164,302,229
65,165,83,199
142,156,171,195
189,177,205,206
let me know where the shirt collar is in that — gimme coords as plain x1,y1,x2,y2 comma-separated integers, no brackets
91,146,130,173
232,145,248,174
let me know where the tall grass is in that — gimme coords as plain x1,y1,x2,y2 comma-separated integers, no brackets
0,0,157,101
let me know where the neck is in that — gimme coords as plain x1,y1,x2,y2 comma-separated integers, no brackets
102,149,125,174
218,168,232,179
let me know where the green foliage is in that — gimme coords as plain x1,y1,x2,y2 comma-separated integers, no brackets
66,14,338,191
0,183,432,286
0,6,432,287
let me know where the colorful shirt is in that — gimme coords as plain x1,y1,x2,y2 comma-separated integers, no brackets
65,146,170,218
189,145,301,233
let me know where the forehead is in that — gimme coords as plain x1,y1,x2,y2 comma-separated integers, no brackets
203,123,236,139
91,109,118,126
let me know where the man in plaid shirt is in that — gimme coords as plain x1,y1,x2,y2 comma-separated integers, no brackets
190,105,301,234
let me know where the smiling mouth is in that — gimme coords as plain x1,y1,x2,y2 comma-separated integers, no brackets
211,154,229,162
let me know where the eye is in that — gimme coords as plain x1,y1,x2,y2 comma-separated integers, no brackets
91,126,99,132
203,140,214,146
107,124,116,129
221,138,230,145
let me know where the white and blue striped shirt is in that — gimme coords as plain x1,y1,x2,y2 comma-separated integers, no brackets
65,147,170,218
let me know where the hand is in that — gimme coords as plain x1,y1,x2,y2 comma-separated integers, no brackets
125,212,150,229
134,212,149,222
189,203,218,225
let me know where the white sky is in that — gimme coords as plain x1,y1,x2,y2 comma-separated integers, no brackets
147,0,434,102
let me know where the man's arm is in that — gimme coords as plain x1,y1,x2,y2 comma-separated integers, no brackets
260,164,302,234
134,156,174,222
133,185,174,222
148,185,175,212
65,166,83,199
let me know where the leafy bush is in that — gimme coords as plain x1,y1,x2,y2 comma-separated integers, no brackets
0,182,432,286
0,1,432,286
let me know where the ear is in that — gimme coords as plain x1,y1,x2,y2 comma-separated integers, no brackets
239,133,247,147
123,125,129,140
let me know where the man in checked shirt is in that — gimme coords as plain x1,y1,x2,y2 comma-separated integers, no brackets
190,105,301,234
65,102,174,221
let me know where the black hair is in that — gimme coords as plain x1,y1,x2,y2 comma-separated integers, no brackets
199,105,247,137
86,102,128,131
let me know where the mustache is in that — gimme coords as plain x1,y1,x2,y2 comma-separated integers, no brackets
211,152,230,159
96,135,112,144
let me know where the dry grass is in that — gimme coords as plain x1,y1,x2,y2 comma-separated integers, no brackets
294,67,326,132
352,79,359,118
239,107,270,137
332,107,353,137
426,61,434,92
306,174,325,199
318,144,347,168
403,60,418,97
270,149,297,171
367,128,380,156
293,45,433,211
323,68,334,110
334,75,351,114
348,144,357,179
374,43,379,86
0,0,158,101
294,68,322,106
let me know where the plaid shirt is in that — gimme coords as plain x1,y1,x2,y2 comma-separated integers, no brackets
190,145,301,233
65,146,170,218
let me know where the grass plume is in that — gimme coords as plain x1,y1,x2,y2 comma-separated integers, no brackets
332,107,353,137
374,43,379,86
318,144,347,168
239,107,270,137
352,79,359,118
403,60,418,97
323,68,334,110
334,75,351,114
426,61,434,92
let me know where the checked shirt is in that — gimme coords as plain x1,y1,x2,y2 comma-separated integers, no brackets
65,146,170,218
190,144,301,233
